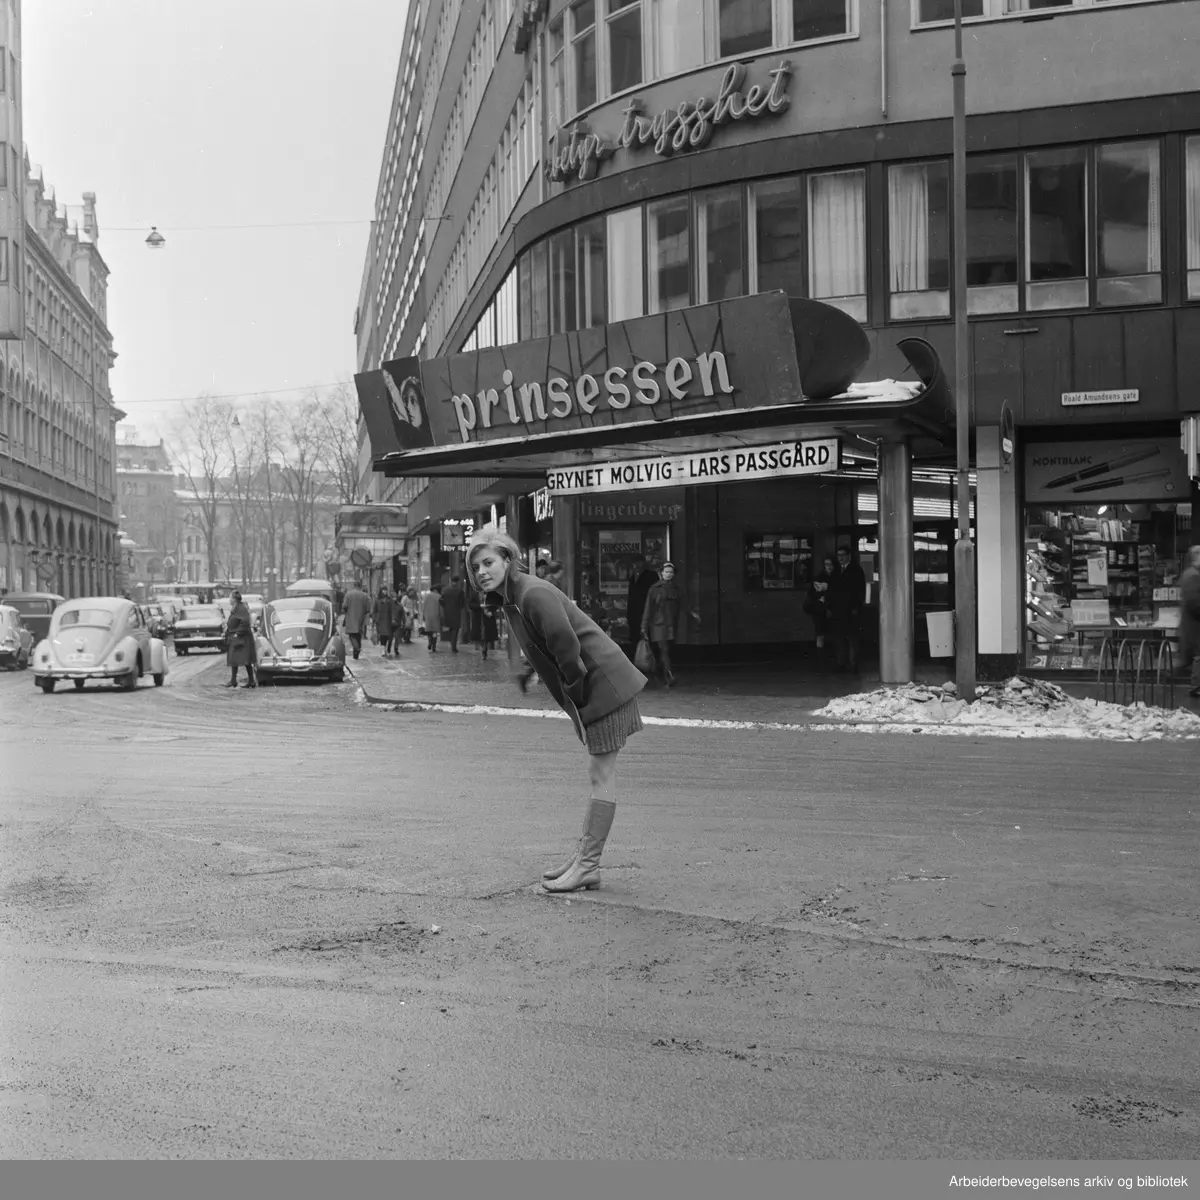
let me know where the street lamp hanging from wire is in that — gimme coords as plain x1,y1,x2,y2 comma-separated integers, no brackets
145,227,166,249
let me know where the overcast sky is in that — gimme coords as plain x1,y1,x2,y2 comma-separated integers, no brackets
23,0,409,442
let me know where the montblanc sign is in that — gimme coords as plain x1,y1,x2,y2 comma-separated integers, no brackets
547,439,840,496
546,60,792,184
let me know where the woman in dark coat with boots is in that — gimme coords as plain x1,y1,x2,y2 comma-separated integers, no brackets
225,590,257,688
468,525,645,893
373,587,396,656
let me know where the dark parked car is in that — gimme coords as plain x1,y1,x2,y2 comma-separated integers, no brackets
172,604,227,655
2,592,66,643
255,596,346,683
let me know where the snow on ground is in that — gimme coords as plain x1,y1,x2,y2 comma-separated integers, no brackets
815,677,1200,742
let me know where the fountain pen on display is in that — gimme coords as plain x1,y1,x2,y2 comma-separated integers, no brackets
1044,446,1160,490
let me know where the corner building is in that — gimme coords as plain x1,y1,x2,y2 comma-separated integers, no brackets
356,0,1200,679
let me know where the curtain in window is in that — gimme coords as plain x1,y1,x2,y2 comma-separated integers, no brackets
888,165,930,293
653,0,704,75
809,171,865,300
607,207,644,321
1185,138,1200,272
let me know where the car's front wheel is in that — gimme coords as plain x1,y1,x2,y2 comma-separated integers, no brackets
117,671,137,691
39,678,55,693
176,646,188,656
74,679,85,691
153,673,165,686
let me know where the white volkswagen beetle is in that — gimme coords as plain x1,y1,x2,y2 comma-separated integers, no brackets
32,596,170,693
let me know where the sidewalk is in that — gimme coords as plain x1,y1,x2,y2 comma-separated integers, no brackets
343,637,1180,725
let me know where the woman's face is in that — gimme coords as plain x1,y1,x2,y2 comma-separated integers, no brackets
660,564,676,582
471,547,511,592
824,558,835,574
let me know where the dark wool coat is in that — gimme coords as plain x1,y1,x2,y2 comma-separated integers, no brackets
485,569,645,735
827,561,866,634
441,583,467,625
642,579,690,642
341,587,372,635
1180,564,1200,667
373,594,395,638
225,602,256,667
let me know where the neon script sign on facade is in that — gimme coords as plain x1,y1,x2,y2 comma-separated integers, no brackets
449,351,735,443
546,60,792,184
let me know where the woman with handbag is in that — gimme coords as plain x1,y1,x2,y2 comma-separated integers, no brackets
468,525,645,893
640,562,699,688
804,555,835,653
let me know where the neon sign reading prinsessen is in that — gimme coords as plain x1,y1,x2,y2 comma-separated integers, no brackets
546,60,792,184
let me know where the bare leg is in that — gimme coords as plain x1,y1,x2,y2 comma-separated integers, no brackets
588,749,619,803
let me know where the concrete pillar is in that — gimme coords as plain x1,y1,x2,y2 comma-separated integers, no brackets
552,495,578,601
878,439,914,684
976,426,1022,666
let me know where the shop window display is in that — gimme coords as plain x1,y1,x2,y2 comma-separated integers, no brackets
1025,502,1191,670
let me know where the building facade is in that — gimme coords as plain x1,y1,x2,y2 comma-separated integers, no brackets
356,0,1200,677
115,427,181,593
0,0,121,599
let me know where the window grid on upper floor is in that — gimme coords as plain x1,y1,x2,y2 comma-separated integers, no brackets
912,0,1179,25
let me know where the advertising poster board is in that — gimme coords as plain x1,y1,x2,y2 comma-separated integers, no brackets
598,530,642,595
744,534,812,591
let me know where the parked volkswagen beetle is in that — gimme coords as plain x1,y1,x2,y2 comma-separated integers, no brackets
255,595,346,683
32,596,170,692
0,604,34,669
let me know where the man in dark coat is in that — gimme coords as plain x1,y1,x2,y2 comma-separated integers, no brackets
341,582,372,660
373,587,395,656
441,575,467,652
224,590,257,689
626,555,658,659
1180,545,1200,698
827,544,866,674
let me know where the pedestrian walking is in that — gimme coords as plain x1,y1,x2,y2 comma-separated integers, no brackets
341,581,372,660
546,559,567,592
224,590,257,689
422,585,444,652
480,600,500,660
804,555,836,654
400,588,418,644
441,576,466,652
388,590,406,653
373,587,396,656
626,554,658,659
1180,544,1200,698
468,525,645,893
640,561,699,688
827,544,866,674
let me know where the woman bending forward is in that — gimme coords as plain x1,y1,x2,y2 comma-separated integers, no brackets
468,525,645,893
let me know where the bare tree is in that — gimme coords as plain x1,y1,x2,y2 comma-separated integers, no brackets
170,396,232,582
314,380,361,506
247,402,286,597
275,395,325,579
221,411,266,587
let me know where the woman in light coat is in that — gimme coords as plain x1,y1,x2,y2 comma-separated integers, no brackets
468,525,646,893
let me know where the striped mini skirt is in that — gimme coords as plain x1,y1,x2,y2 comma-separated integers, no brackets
583,697,644,755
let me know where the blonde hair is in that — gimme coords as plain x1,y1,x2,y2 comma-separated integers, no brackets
465,524,527,592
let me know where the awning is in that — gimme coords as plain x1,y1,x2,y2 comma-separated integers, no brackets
359,295,953,480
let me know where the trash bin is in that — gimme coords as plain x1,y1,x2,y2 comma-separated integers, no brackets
925,610,955,658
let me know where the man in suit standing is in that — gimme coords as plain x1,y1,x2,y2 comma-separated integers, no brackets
341,581,372,660
441,575,467,652
626,554,658,659
827,544,866,674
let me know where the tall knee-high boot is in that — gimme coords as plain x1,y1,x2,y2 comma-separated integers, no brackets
542,802,592,880
542,799,616,893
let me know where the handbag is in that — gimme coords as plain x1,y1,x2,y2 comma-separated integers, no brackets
634,638,654,673
369,621,380,645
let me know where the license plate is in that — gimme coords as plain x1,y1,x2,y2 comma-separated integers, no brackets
66,653,94,663
288,648,313,660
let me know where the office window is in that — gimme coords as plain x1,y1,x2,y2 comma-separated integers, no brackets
695,186,744,304
718,0,773,56
647,195,692,313
0,142,6,188
652,0,704,75
888,161,950,319
791,0,849,41
0,237,7,284
606,206,644,321
0,51,5,93
1006,0,1071,10
572,0,597,111
577,216,608,328
548,18,567,129
750,177,804,298
549,228,577,333
915,0,984,20
1187,136,1200,301
607,0,642,93
966,154,1018,314
531,239,549,337
1025,147,1087,310
1096,141,1161,307
808,169,866,320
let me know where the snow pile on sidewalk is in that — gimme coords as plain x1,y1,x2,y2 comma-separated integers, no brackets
815,677,1200,741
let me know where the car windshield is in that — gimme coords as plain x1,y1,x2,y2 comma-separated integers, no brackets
58,608,116,630
267,602,328,629
8,599,51,615
179,606,223,621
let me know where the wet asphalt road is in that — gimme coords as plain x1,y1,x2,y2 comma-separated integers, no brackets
0,651,1197,1159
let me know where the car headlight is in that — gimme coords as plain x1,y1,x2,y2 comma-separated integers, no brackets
114,650,125,662
40,652,51,664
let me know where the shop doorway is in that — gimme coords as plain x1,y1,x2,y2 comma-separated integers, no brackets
579,525,670,643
